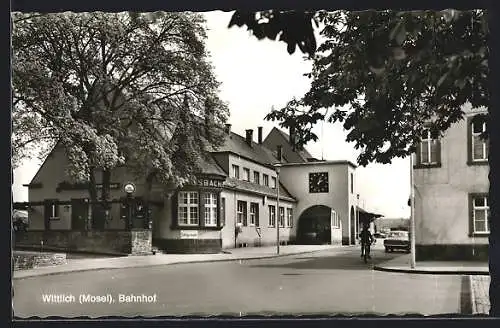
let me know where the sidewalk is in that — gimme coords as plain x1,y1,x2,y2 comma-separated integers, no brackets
13,244,345,280
374,254,490,315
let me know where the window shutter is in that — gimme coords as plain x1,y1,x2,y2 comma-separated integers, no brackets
436,139,441,165
43,200,51,230
468,193,474,236
467,116,472,164
255,205,260,227
171,192,178,228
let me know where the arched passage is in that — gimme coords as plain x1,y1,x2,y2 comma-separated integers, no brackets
350,206,356,245
297,205,332,245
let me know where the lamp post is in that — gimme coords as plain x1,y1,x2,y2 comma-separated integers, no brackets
123,182,136,230
410,155,416,269
275,164,281,255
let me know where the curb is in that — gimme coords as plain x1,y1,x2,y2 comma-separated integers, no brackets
13,247,341,280
373,265,489,276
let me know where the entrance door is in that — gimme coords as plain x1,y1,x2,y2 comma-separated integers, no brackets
71,199,88,230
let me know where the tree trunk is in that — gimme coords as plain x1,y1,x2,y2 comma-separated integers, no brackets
87,167,98,230
489,9,499,317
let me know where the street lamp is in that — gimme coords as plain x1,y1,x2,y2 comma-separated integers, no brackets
275,164,281,255
123,182,136,230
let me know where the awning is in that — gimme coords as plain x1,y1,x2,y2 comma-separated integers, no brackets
357,206,383,224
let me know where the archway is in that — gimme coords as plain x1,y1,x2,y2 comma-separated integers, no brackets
297,205,332,245
350,206,356,245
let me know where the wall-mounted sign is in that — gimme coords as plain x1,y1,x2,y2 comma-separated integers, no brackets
123,182,136,194
196,178,224,188
180,230,199,239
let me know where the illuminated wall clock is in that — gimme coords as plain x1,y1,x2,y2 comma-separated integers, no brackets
309,172,329,193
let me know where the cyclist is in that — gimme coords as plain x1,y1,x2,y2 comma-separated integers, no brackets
359,224,375,259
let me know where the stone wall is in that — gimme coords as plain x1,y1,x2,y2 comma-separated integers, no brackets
13,251,67,270
15,229,152,256
416,244,488,261
153,238,222,254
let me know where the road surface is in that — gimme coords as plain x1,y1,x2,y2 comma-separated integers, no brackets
13,243,465,317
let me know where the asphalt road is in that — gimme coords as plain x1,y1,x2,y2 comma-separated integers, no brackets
13,244,464,317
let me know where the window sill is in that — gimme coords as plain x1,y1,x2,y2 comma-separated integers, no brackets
413,163,442,169
469,232,490,237
171,225,222,231
467,160,488,166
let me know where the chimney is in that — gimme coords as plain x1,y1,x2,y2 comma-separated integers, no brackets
245,129,253,147
225,124,231,135
277,145,283,162
258,126,263,144
289,126,296,151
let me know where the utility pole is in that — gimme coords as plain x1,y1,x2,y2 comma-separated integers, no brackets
410,154,416,269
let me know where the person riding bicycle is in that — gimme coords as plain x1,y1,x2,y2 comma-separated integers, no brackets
359,224,375,259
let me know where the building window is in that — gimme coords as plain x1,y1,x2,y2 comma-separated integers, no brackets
309,172,329,193
268,205,276,227
287,208,293,228
204,193,218,227
178,192,199,226
350,173,354,194
279,207,285,228
419,128,440,165
250,202,259,226
253,171,260,184
220,197,226,227
237,201,247,226
263,174,269,187
470,116,488,162
271,177,277,189
232,164,240,179
50,203,59,219
470,194,490,235
243,168,250,181
332,211,340,228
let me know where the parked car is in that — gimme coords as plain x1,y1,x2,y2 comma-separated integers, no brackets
384,230,410,253
374,232,386,239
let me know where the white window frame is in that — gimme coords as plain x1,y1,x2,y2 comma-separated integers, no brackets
271,177,277,189
237,201,246,225
286,208,293,228
249,203,258,226
204,192,217,227
253,171,260,184
178,191,199,226
279,207,285,228
243,168,250,181
263,174,269,187
420,129,438,165
232,165,240,179
473,195,490,234
268,205,276,227
472,120,488,162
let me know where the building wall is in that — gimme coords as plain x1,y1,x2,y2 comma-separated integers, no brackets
414,105,489,260
278,162,354,244
221,190,295,248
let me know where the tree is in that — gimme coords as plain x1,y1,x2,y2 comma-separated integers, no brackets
12,12,228,225
230,9,498,316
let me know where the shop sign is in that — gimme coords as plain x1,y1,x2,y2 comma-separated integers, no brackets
180,230,199,239
196,178,223,188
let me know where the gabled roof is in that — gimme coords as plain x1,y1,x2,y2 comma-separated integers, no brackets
224,178,296,202
272,127,314,161
211,131,279,167
197,155,227,177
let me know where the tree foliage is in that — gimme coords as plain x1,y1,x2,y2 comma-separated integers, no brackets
261,9,488,166
12,12,228,200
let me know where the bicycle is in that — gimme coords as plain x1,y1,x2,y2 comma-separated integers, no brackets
362,239,376,263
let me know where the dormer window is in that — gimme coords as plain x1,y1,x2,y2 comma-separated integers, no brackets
232,165,240,179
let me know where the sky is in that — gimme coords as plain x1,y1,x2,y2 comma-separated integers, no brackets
12,11,411,218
